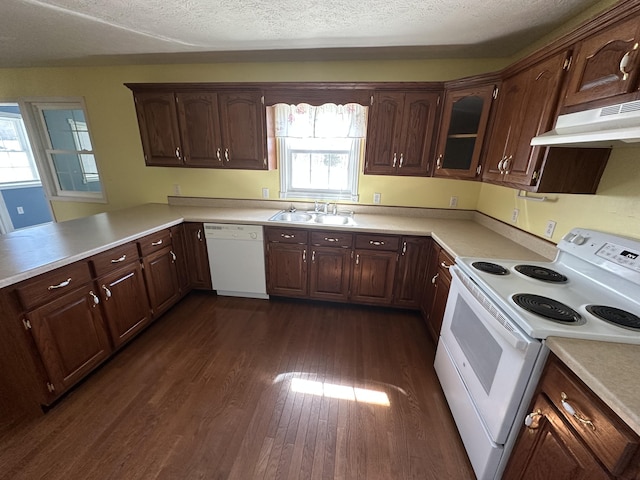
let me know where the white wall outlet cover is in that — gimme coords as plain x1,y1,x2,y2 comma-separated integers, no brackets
16,206,24,214
373,192,381,204
262,187,269,199
511,208,519,223
173,184,181,195
449,196,458,207
545,220,557,238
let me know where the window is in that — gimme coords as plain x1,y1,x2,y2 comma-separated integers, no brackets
0,107,39,185
23,100,104,201
274,103,367,201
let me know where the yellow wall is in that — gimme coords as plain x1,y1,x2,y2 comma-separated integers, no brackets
1,58,504,220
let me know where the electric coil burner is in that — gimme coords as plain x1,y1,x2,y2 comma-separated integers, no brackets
514,264,568,283
512,293,584,325
586,305,640,331
472,261,509,275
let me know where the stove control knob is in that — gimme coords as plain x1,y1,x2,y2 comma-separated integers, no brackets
572,234,587,245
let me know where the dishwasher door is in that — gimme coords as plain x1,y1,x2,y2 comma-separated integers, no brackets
204,224,268,299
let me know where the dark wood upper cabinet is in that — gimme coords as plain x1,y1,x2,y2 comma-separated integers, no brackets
562,16,640,109
482,51,610,194
133,92,183,167
176,93,222,167
218,91,267,169
364,90,440,176
433,84,495,180
129,86,270,170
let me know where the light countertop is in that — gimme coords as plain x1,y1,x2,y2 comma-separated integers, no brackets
1,201,637,436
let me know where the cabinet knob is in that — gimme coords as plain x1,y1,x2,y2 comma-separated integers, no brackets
399,153,404,168
216,148,222,162
89,291,100,306
102,285,112,299
440,261,451,269
620,43,639,81
175,146,181,160
224,148,230,162
436,154,443,169
431,273,439,284
392,153,397,168
524,409,542,429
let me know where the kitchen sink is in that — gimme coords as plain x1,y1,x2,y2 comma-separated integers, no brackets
268,210,356,226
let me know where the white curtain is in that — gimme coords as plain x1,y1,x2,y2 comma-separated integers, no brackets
274,103,367,138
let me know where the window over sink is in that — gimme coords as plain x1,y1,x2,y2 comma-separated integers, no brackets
272,103,368,201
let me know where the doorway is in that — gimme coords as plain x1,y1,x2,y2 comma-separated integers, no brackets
0,103,54,233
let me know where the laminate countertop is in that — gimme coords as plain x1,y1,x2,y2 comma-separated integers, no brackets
1,201,637,435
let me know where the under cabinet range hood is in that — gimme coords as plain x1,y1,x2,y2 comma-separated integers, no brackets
531,100,640,147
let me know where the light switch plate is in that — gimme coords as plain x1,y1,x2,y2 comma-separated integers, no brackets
373,192,381,204
545,220,556,238
449,196,458,208
262,187,269,199
511,208,519,223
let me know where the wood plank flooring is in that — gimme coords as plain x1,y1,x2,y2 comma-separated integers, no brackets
0,292,474,479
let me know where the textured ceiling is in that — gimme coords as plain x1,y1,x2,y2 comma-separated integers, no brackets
1,0,605,67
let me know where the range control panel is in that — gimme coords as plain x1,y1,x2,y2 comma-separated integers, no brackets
596,243,640,272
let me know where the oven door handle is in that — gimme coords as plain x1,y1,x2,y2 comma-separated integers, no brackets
451,266,531,351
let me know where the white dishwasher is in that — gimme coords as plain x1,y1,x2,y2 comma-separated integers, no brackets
204,223,268,299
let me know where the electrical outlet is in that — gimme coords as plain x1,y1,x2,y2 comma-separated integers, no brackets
16,206,24,214
545,220,557,238
262,187,269,199
511,208,519,223
173,184,181,196
373,192,381,204
449,196,458,208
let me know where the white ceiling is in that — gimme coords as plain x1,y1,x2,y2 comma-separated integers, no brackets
2,0,604,68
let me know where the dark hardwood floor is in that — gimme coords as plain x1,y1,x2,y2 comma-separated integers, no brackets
0,292,474,479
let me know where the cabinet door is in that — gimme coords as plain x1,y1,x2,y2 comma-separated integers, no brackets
266,243,308,297
434,85,494,179
170,224,190,295
396,92,439,176
98,262,151,348
176,93,222,168
563,17,640,107
183,222,212,290
364,92,405,175
503,395,611,480
350,250,397,305
26,287,112,393
482,76,527,183
393,237,429,308
309,247,352,302
429,271,451,343
503,51,568,187
133,92,182,166
142,246,181,317
218,91,267,169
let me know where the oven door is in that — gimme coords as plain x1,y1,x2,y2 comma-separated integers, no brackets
437,266,541,444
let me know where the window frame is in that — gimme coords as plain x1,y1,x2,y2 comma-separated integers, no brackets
0,109,41,187
19,97,106,203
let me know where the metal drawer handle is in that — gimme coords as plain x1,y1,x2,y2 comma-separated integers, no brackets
312,251,316,262
560,392,595,431
197,229,202,241
369,240,384,246
102,285,112,299
48,278,71,290
302,249,306,262
281,234,295,239
175,146,181,159
324,237,339,242
436,154,443,169
399,153,404,168
170,250,177,262
355,254,360,265
89,290,100,306
402,241,407,255
111,254,127,264
440,261,451,269
224,148,230,162
392,152,397,168
216,147,222,162
151,239,163,246
431,273,439,284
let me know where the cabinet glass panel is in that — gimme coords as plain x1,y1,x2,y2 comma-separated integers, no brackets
442,95,485,170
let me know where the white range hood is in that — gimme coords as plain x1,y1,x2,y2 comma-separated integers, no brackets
530,99,640,148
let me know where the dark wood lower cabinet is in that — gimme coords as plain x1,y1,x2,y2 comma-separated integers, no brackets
350,250,397,305
309,246,352,302
266,242,308,297
142,246,181,316
503,395,611,480
183,222,212,290
170,224,190,295
393,236,429,308
26,287,112,394
97,262,151,348
421,240,454,343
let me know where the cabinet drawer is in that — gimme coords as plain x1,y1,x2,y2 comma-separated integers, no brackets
90,242,139,277
355,234,399,251
310,231,353,248
437,248,454,276
137,229,172,256
265,227,308,244
540,356,639,475
15,261,93,311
